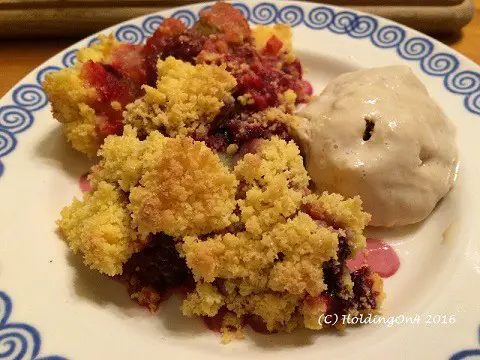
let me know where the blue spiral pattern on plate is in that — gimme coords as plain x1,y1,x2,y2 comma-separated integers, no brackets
445,70,480,95
348,16,378,39
0,292,66,360
61,49,77,68
466,90,480,115
171,10,198,27
36,66,62,85
450,326,480,359
304,6,334,29
0,5,478,355
12,85,48,112
251,3,277,25
87,37,101,47
0,128,17,157
370,25,406,48
115,25,144,45
0,106,34,134
277,6,304,27
142,15,165,36
328,11,357,34
422,53,459,76
397,37,434,60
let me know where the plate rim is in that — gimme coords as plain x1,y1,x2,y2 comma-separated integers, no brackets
0,1,479,359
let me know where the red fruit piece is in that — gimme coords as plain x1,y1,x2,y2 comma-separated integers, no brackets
81,60,137,137
156,17,187,37
199,2,251,43
264,35,283,56
111,43,146,85
143,18,204,86
79,173,92,192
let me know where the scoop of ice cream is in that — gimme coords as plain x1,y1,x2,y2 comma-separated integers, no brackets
294,66,458,227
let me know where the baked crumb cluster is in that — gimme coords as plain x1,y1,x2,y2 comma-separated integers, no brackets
43,2,311,156
123,57,237,138
50,2,384,343
43,36,145,155
59,131,383,341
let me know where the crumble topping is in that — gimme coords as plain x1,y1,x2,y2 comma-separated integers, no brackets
43,68,100,155
123,57,237,137
76,35,119,64
58,129,380,342
253,24,293,53
58,181,141,275
128,135,238,238
233,136,309,236
89,125,146,191
303,193,372,257
182,283,224,317
182,212,338,294
43,36,144,156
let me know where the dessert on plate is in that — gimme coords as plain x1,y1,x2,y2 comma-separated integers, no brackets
48,1,466,343
59,127,382,341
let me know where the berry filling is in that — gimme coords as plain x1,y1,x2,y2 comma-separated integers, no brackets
81,61,140,137
111,43,147,85
123,233,194,310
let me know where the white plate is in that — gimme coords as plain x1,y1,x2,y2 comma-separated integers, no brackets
0,1,479,359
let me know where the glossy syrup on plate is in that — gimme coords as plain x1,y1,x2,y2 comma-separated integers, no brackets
347,238,400,278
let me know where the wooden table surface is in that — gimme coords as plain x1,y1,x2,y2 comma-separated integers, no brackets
0,3,478,98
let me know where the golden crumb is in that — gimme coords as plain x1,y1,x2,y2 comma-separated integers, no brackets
245,293,299,332
111,101,122,111
220,313,245,343
123,57,236,137
281,52,297,64
182,212,337,296
89,126,152,191
278,89,297,109
42,35,127,156
130,286,162,313
265,106,298,123
43,68,101,156
371,272,386,307
76,35,119,65
182,282,224,317
303,192,371,257
58,181,142,276
234,136,309,236
129,136,238,238
301,295,329,330
226,144,239,155
182,231,275,282
237,93,254,106
253,24,293,53
263,213,338,295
